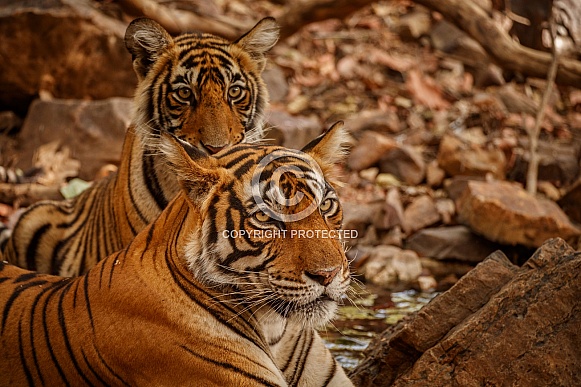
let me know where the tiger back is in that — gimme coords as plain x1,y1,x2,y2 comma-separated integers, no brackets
2,17,279,276
0,122,353,386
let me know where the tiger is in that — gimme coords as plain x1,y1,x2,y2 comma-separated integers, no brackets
0,122,354,386
1,16,279,277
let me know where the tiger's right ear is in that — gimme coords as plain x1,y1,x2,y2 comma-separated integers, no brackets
159,132,225,207
235,17,279,71
125,18,173,81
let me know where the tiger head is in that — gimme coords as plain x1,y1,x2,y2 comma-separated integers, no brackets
162,122,351,328
125,18,279,154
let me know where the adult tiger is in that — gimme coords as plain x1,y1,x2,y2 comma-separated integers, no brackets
2,17,279,276
0,122,353,386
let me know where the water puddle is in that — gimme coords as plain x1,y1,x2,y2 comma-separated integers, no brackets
320,285,437,371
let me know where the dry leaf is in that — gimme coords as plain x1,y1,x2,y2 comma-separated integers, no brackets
33,141,80,186
406,69,450,110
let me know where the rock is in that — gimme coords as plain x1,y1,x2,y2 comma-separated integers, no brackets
508,138,580,187
351,249,519,386
403,195,440,234
437,133,506,179
559,179,581,224
0,0,135,113
262,63,288,102
397,10,431,41
359,245,423,290
265,108,322,149
426,160,445,187
358,167,379,182
434,198,455,224
405,225,499,263
8,98,132,180
455,180,580,247
375,173,401,188
341,200,385,238
345,109,402,134
385,188,405,228
347,131,397,171
419,257,475,289
351,238,581,387
378,145,425,185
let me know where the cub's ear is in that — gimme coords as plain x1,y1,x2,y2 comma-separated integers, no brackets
159,132,225,207
235,17,279,71
125,18,173,80
302,121,351,166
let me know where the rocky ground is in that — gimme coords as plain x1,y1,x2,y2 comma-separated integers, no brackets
1,0,580,384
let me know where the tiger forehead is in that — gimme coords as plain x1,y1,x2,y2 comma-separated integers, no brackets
214,145,327,195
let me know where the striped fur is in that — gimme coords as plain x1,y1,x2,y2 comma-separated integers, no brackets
2,17,279,276
0,123,353,386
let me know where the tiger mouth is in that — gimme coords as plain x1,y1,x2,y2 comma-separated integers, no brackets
268,294,338,319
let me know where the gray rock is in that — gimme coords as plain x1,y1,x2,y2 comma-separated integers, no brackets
9,98,132,180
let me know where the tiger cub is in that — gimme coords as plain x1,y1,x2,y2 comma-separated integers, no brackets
0,122,353,386
2,17,279,276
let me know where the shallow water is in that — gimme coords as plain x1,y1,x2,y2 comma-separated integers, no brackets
320,286,437,371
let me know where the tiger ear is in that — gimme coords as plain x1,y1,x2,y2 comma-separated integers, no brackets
159,132,224,207
301,121,351,167
235,17,279,71
125,18,173,81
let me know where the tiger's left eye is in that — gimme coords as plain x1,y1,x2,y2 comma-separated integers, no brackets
228,86,243,100
177,87,191,100
320,198,334,213
254,211,270,222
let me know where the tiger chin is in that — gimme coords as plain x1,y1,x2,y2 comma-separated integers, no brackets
2,17,279,276
0,122,354,386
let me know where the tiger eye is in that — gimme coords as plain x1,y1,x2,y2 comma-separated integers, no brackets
320,198,333,213
228,86,243,100
254,211,270,222
177,87,192,100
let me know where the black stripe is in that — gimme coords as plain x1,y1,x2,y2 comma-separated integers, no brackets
25,223,51,271
41,282,73,386
57,282,93,384
179,345,281,387
322,357,337,386
2,279,49,335
291,331,314,386
18,319,35,386
142,154,169,211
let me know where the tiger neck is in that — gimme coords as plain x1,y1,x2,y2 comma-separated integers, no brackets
116,125,180,228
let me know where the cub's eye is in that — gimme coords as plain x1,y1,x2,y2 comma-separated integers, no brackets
320,198,334,213
176,87,191,100
228,86,243,100
254,211,270,222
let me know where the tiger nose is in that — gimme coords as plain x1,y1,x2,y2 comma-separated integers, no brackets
203,143,227,154
306,267,341,286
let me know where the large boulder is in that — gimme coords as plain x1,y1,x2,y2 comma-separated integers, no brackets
351,238,581,386
437,133,506,179
8,98,132,180
454,180,580,247
0,0,135,112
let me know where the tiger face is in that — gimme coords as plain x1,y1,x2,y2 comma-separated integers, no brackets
163,122,351,328
125,18,279,154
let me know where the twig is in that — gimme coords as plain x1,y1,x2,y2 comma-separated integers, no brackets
526,17,560,195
